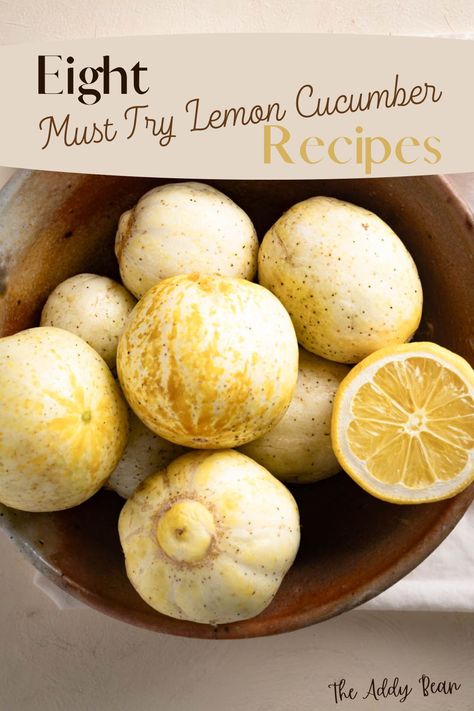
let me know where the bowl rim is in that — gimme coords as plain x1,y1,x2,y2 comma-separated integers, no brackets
5,482,473,640
0,170,473,639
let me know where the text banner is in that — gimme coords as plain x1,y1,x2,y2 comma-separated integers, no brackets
0,34,473,178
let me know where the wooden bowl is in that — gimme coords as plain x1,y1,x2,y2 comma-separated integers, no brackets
0,170,473,638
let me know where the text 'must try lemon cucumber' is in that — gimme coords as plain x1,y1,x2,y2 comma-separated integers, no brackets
0,181,473,626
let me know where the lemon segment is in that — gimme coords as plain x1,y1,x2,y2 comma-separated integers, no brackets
331,342,474,503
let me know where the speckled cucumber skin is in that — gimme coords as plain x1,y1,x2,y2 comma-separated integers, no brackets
117,273,299,449
0,327,129,512
106,411,186,499
239,348,350,483
40,273,136,368
258,196,423,364
118,450,300,625
115,182,258,299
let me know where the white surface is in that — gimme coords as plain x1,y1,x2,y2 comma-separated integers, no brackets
1,533,473,711
1,0,474,40
1,3,474,710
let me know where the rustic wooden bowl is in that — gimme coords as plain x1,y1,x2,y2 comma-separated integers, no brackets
0,170,473,638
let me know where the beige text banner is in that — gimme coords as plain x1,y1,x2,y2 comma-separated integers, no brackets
0,34,472,178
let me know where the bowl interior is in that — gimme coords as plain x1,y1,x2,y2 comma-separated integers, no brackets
0,171,473,638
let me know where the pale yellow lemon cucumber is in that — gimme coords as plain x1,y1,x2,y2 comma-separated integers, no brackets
239,348,350,483
117,273,299,449
0,327,128,511
41,273,136,368
259,196,422,363
115,182,258,298
106,410,186,499
119,450,300,625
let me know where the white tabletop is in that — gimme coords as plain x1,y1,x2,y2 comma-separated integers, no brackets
0,531,473,710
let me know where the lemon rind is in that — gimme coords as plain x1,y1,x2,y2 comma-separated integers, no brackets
331,342,474,504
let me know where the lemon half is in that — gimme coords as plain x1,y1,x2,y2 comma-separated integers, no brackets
331,342,474,504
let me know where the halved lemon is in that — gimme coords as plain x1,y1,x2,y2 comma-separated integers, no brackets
331,342,474,504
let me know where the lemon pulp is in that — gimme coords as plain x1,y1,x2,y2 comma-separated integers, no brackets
347,357,474,488
332,343,474,503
